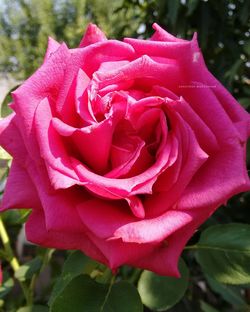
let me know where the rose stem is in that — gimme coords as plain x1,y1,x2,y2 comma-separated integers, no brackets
0,215,33,306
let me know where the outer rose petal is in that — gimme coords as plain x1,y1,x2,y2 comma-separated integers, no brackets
43,37,61,63
0,114,27,165
26,208,108,266
130,210,207,277
151,23,186,43
34,97,79,188
177,137,250,210
79,23,107,47
11,43,71,162
1,161,40,210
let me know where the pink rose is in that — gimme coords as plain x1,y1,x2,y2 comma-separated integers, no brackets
0,24,249,276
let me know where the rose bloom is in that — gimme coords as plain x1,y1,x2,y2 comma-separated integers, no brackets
0,24,249,276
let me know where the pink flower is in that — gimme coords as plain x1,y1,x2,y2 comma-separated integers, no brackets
0,24,249,276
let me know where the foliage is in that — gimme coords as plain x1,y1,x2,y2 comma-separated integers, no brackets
0,0,250,311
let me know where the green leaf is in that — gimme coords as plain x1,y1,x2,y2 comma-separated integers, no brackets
17,305,49,312
200,301,219,312
243,40,250,56
0,272,14,299
137,258,189,311
0,147,11,160
239,98,249,108
50,275,143,312
206,276,246,307
49,251,99,305
15,257,42,282
196,223,250,285
167,0,180,27
104,281,143,312
187,0,199,16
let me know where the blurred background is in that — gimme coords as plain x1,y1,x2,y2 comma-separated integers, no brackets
0,1,250,311
0,0,249,101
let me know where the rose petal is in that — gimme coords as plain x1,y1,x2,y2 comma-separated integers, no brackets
151,23,186,43
1,161,40,210
79,23,107,48
71,133,176,199
171,97,219,154
93,55,181,93
130,211,205,277
34,97,79,188
11,43,71,162
114,209,193,244
177,138,250,210
44,37,61,63
0,114,27,164
26,208,108,265
124,37,190,60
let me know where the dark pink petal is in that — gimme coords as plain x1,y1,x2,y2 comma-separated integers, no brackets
77,199,136,239
150,109,208,217
206,72,250,141
1,161,40,210
0,114,27,164
171,97,219,154
79,23,107,48
71,132,177,199
181,83,241,143
24,158,87,234
85,234,155,270
26,208,108,266
57,68,90,126
130,210,206,277
150,23,186,43
34,98,79,188
125,196,145,219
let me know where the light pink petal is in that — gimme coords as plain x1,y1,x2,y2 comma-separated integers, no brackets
11,43,71,162
93,55,181,93
44,37,61,63
70,40,135,77
1,161,40,210
124,38,190,60
79,23,107,47
114,209,193,244
177,138,250,210
125,196,145,219
97,60,130,73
